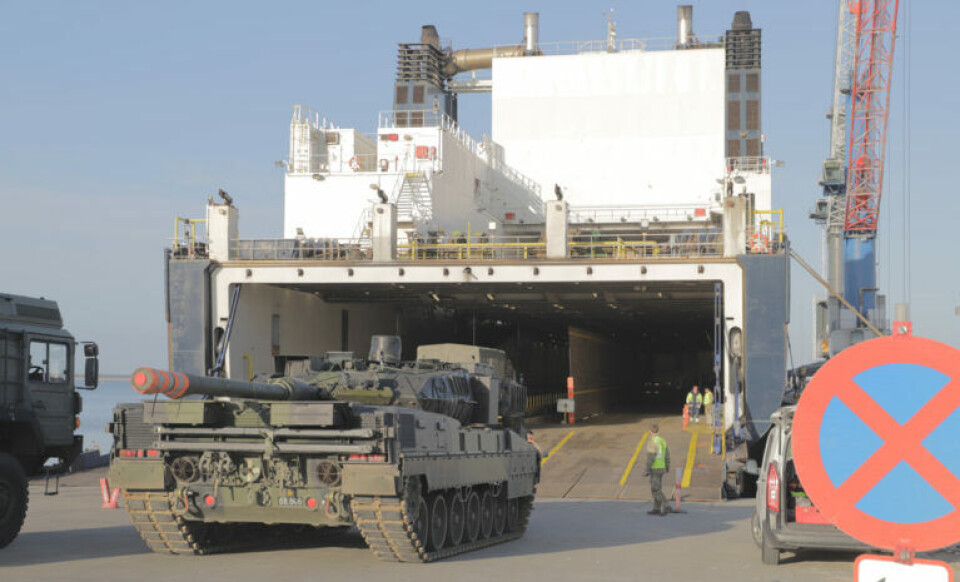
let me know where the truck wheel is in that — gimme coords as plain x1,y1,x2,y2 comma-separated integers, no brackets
750,510,762,548
760,519,780,565
0,453,28,549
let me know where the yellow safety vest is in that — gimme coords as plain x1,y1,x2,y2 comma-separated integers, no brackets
686,392,702,405
703,392,714,406
651,435,667,469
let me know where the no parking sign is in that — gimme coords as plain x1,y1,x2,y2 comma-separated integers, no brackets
793,326,960,558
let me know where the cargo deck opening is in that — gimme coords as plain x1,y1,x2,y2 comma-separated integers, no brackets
255,281,718,420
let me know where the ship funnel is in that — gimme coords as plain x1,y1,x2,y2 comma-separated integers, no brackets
677,5,694,47
421,25,440,48
523,12,539,55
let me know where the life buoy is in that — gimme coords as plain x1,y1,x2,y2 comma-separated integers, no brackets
749,233,770,254
349,157,361,171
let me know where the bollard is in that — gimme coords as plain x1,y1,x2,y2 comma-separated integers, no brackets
682,404,690,430
566,377,575,425
100,477,120,509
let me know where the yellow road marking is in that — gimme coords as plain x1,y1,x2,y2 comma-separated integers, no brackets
618,432,649,487
681,431,699,488
721,426,726,460
540,430,576,466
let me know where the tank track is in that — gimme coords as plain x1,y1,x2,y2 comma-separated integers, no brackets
353,489,534,562
122,490,345,555
122,490,276,555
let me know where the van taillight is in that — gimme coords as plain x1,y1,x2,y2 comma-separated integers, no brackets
766,463,780,512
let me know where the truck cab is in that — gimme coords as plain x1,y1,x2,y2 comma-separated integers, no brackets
752,405,872,564
0,293,98,548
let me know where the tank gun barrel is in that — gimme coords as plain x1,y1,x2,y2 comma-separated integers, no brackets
130,367,322,400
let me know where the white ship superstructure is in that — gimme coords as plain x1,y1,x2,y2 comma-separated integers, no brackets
283,107,543,241
282,8,771,244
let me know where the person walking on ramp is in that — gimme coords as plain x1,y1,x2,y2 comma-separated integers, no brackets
686,385,703,423
644,424,671,516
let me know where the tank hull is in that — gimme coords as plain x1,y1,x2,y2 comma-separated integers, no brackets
109,399,539,560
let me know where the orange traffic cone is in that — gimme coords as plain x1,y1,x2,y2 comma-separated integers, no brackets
682,404,690,430
100,477,119,509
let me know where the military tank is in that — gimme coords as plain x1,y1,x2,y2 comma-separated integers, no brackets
108,336,539,562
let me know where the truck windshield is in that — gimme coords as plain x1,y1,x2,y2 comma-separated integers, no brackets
28,340,69,383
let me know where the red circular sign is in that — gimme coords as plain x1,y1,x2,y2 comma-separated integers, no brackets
793,333,960,552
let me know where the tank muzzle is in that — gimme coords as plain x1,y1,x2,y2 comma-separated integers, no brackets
131,367,191,399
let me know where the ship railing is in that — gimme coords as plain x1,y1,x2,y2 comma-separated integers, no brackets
171,217,208,258
228,238,372,261
569,203,716,225
744,209,785,254
484,36,724,58
525,392,567,416
400,234,546,261
287,153,383,175
726,156,772,175
291,105,340,132
567,230,723,259
185,231,729,263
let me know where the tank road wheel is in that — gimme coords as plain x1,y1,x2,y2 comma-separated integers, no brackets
445,491,465,547
464,491,481,542
506,498,520,532
411,497,429,545
479,490,494,539
0,453,28,549
492,491,507,536
427,494,447,551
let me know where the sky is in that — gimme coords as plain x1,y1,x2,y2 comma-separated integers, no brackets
1,0,957,374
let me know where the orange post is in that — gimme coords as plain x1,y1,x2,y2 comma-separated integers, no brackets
682,404,690,430
566,377,575,425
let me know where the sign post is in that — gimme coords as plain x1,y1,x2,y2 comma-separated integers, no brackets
793,322,960,580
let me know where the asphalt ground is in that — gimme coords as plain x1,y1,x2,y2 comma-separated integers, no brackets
4,482,958,581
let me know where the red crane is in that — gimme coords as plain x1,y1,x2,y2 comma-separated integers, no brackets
843,0,900,236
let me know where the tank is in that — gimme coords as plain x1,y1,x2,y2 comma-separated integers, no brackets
108,336,539,562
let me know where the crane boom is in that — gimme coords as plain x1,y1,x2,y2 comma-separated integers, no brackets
843,0,900,235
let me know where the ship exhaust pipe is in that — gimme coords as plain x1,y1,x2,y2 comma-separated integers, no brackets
677,5,694,47
523,12,539,55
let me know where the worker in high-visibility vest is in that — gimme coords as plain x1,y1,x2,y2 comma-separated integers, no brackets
686,385,703,423
643,423,672,516
703,388,715,426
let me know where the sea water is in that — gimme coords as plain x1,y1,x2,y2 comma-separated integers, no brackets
78,378,130,452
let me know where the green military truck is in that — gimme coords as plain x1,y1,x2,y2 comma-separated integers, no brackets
0,293,98,548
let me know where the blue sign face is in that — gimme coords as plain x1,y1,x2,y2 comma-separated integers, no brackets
791,333,960,552
819,363,954,523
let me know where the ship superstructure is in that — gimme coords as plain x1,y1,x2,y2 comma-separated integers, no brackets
166,6,789,496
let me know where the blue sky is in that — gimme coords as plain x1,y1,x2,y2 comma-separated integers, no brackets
1,0,956,373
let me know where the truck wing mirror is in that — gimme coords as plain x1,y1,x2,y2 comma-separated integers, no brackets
79,342,99,390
